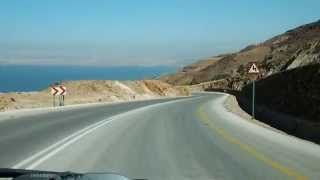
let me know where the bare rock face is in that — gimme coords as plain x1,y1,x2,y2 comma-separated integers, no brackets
263,20,320,73
287,41,320,69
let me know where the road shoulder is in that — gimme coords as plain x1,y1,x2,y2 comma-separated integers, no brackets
223,94,286,135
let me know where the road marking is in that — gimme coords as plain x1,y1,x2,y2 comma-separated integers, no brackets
196,104,307,180
12,117,117,169
11,96,194,169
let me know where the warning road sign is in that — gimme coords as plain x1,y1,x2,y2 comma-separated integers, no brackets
51,86,67,96
248,63,260,74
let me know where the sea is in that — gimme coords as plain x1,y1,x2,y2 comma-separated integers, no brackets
0,65,176,92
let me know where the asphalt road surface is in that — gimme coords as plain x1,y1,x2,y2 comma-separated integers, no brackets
1,93,320,180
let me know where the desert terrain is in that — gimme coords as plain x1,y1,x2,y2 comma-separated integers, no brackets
0,80,189,111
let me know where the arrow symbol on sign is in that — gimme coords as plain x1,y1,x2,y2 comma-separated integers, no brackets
51,86,59,95
60,86,66,95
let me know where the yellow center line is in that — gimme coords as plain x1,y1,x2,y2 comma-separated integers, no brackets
196,104,307,180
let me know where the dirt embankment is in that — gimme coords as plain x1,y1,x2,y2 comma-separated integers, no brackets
0,80,189,112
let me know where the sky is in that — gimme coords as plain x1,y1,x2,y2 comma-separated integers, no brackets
0,0,319,67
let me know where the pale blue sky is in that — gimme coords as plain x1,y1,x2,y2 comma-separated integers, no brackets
0,0,319,66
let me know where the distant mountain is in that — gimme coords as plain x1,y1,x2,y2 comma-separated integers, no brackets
160,20,320,89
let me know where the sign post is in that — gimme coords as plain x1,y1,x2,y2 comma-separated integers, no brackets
51,85,67,107
252,80,255,118
53,95,56,107
247,62,260,119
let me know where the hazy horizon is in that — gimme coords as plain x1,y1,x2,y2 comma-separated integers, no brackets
1,0,320,66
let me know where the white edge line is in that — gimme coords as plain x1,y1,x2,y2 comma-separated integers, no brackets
12,119,109,169
26,118,116,169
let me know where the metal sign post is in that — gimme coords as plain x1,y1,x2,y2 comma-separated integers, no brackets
252,80,255,119
247,62,260,119
53,95,56,107
62,95,65,106
59,95,62,106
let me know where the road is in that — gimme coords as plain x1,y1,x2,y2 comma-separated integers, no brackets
0,93,320,180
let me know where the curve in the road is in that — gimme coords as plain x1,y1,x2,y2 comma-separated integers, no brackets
1,93,320,180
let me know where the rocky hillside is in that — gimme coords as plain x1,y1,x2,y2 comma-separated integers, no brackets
0,80,189,111
160,20,320,90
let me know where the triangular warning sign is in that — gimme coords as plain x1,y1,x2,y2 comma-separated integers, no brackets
248,63,260,74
